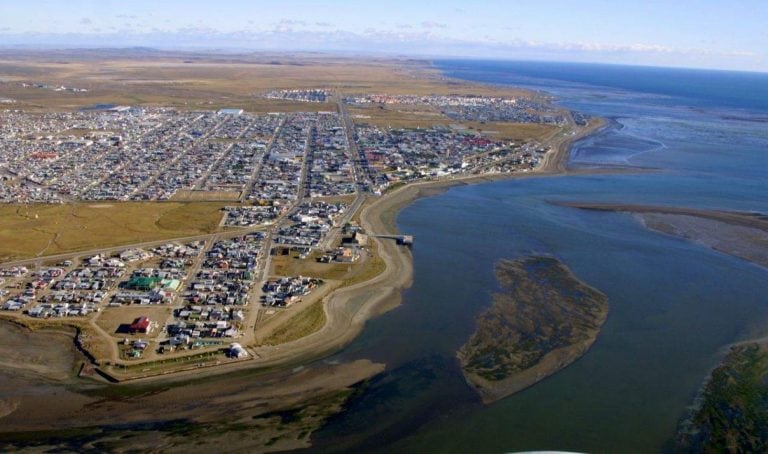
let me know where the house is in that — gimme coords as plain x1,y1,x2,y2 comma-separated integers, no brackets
334,247,359,263
129,316,151,334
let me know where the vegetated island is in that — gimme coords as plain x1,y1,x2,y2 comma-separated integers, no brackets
558,202,768,268
457,256,608,404
677,342,768,453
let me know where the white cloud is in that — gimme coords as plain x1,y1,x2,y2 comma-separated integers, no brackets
277,19,307,27
1,24,760,71
421,21,447,29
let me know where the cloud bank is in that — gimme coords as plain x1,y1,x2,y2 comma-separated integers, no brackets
0,25,760,71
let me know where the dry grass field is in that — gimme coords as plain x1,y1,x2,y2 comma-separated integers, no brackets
259,298,326,346
349,105,451,129
348,105,558,140
0,50,532,113
0,202,226,262
171,190,242,202
462,121,560,141
95,305,172,340
271,243,386,288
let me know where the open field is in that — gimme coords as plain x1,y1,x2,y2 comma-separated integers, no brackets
95,305,172,341
260,299,327,346
348,105,450,129
171,190,242,202
0,50,532,113
349,105,559,141
462,121,560,141
0,202,226,262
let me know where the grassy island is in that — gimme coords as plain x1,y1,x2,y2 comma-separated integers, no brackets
678,343,768,453
457,256,609,404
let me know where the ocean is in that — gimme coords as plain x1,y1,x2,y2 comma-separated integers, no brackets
311,60,768,453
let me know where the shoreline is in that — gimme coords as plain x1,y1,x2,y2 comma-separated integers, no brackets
0,77,615,388
0,72,622,448
230,113,615,374
100,114,613,384
0,109,614,388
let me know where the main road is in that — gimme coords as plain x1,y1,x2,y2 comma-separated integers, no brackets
314,94,373,251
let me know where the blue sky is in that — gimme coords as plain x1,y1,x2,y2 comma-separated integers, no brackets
1,0,766,71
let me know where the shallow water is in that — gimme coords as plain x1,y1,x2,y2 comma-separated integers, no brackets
312,61,768,453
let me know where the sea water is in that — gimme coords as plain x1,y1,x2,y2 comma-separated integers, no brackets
311,61,768,453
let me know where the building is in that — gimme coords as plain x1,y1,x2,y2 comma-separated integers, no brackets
129,316,151,334
228,342,248,358
124,276,161,291
334,247,359,263
218,108,244,116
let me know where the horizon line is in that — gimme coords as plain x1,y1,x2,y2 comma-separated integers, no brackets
1,45,767,76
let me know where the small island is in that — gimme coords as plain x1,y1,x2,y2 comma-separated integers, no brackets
678,342,768,452
457,256,609,404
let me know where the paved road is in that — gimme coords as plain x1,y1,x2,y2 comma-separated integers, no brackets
241,115,287,203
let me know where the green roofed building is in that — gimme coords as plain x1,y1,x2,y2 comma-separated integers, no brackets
161,279,181,291
125,276,162,291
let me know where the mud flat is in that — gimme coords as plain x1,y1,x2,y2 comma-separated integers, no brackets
0,324,384,454
559,202,768,268
457,256,609,404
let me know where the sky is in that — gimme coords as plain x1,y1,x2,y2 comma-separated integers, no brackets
1,0,766,72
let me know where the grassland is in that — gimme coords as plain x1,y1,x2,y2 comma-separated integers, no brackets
348,104,559,141
271,244,384,286
0,50,532,113
678,343,768,453
95,305,171,340
462,121,559,141
0,202,226,262
259,299,327,346
261,241,386,347
171,190,242,202
348,105,450,129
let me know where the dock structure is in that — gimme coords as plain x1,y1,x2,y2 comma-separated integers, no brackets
374,234,414,246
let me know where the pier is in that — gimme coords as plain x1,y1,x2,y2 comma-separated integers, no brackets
374,234,414,246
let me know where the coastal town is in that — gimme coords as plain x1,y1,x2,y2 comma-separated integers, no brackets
0,91,556,204
0,3,762,452
0,87,575,378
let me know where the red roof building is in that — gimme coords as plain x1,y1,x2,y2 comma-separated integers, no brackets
129,316,150,334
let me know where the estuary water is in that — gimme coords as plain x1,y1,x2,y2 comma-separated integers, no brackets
312,61,768,453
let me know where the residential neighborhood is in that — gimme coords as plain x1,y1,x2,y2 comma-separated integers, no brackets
0,91,558,367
